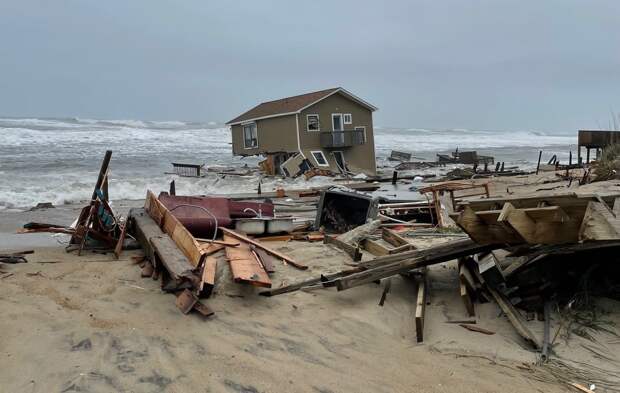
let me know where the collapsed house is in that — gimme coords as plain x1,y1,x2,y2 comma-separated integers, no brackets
225,87,378,178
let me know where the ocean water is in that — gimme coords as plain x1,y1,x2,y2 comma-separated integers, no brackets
0,118,576,210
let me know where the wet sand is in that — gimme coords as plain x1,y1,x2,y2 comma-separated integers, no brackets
1,175,619,392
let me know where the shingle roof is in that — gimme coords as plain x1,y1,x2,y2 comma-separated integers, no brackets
226,88,340,125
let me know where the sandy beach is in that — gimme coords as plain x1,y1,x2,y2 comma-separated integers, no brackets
2,171,620,392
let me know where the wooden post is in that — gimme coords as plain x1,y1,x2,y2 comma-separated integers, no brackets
392,170,398,185
169,180,176,196
535,150,542,175
569,151,572,166
586,148,590,164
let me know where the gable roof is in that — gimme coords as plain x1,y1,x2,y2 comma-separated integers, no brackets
226,87,377,125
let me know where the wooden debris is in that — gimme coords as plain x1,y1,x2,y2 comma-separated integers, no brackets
221,228,306,270
199,256,217,296
415,275,427,343
459,324,494,335
141,261,154,277
176,289,198,314
569,382,596,393
460,280,475,317
224,233,271,288
487,285,541,349
324,234,362,261
114,220,127,259
378,278,392,306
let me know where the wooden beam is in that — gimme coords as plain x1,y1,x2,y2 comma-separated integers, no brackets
199,255,217,295
151,235,197,281
522,206,570,222
580,201,620,241
460,281,475,317
487,285,541,349
362,238,390,256
456,206,522,244
334,240,498,291
498,202,537,243
415,275,426,343
221,228,307,270
224,233,271,288
381,228,411,247
324,234,362,262
144,190,206,267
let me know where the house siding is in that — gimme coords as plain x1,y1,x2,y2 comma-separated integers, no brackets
299,92,376,175
231,114,298,156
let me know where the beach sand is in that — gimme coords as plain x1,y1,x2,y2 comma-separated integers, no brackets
1,174,619,392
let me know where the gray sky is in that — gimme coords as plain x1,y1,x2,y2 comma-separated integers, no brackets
1,0,619,131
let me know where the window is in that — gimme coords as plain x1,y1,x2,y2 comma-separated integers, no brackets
310,150,329,167
354,126,367,144
331,114,343,131
343,113,352,124
243,123,258,149
307,114,320,131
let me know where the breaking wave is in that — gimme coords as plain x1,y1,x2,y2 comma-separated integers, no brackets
0,118,577,210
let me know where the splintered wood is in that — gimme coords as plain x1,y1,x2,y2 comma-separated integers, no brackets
224,233,272,288
451,193,620,245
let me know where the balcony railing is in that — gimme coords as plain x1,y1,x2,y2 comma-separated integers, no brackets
320,129,365,148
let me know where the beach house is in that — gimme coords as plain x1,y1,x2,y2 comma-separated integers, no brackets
226,87,377,177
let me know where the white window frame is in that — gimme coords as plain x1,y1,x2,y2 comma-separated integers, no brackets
343,113,352,125
306,114,320,132
310,150,329,167
331,113,343,131
354,126,367,143
242,122,258,149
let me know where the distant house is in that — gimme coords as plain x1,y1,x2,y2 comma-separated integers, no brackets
226,87,377,177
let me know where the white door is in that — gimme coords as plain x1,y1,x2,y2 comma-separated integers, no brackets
331,114,344,146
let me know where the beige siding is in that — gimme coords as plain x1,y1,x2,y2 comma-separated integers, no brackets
299,92,376,175
231,114,298,156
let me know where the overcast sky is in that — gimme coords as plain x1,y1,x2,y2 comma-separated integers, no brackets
1,1,619,131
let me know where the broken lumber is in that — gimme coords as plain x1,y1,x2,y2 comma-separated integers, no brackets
459,324,494,335
221,228,307,270
324,234,362,261
415,275,426,343
224,233,271,288
487,285,541,349
333,240,497,291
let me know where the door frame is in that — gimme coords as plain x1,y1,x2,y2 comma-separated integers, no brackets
332,150,347,173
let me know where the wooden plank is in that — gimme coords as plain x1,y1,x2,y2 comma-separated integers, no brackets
415,275,426,343
522,206,570,222
459,324,495,335
458,262,476,293
324,234,362,261
334,240,498,291
381,228,411,247
475,210,502,224
487,285,541,349
454,206,500,244
460,281,475,317
150,236,196,280
199,243,226,256
253,235,293,242
176,289,198,314
497,202,537,243
251,246,276,273
195,238,240,247
579,201,620,241
144,190,206,267
131,208,164,263
114,221,127,259
614,197,620,217
224,233,271,288
221,228,307,270
200,256,217,289
362,238,390,256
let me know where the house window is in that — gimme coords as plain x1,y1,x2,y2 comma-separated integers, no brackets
243,123,258,149
354,126,367,144
343,114,352,124
307,114,320,131
310,150,329,167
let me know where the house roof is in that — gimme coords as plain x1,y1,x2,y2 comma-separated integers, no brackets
226,87,377,125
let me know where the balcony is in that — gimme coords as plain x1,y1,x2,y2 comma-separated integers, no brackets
320,129,365,148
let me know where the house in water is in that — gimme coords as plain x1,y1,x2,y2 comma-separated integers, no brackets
226,87,377,177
